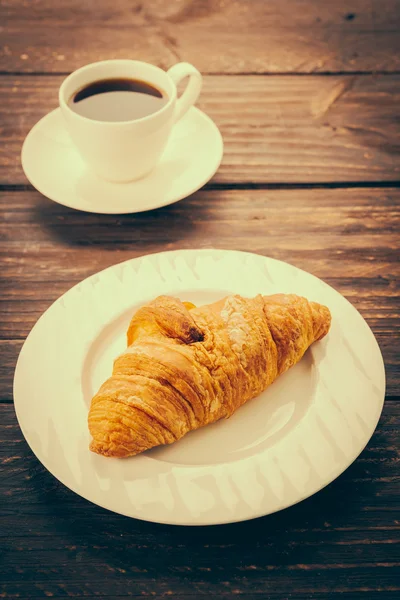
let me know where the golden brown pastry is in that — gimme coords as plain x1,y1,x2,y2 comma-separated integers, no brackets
88,294,331,457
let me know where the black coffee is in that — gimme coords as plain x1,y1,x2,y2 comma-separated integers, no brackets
69,78,168,122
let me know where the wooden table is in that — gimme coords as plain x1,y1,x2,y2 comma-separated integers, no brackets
1,1,399,598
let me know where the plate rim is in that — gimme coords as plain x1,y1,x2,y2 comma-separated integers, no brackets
13,249,386,525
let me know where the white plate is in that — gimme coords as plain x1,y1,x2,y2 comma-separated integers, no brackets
14,250,385,525
21,107,223,214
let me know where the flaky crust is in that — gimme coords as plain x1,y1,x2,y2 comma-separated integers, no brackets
88,294,331,457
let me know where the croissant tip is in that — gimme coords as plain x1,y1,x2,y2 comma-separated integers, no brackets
89,440,102,455
311,302,332,341
89,439,138,458
89,439,113,456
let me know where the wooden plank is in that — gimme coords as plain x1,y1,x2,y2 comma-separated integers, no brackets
1,1,400,74
0,340,21,402
2,74,400,185
1,188,399,398
0,402,399,598
0,597,398,600
0,579,399,599
1,597,397,600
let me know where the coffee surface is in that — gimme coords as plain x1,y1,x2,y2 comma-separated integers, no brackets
69,78,167,122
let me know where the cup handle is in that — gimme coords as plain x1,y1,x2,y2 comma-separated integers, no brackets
167,62,202,123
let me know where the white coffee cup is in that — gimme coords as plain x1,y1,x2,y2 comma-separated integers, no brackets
59,60,202,183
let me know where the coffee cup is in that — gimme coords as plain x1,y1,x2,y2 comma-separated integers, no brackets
59,60,202,183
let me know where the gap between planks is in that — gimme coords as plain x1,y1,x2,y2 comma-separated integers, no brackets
1,71,400,77
1,182,400,193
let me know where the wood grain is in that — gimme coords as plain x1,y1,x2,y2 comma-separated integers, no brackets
2,74,400,185
1,3,400,597
1,0,400,74
1,188,399,399
0,402,399,598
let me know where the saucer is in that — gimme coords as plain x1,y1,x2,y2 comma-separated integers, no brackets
21,107,223,214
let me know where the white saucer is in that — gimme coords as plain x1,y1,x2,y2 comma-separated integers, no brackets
21,107,223,214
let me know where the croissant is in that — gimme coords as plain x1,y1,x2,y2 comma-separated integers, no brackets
88,294,331,457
